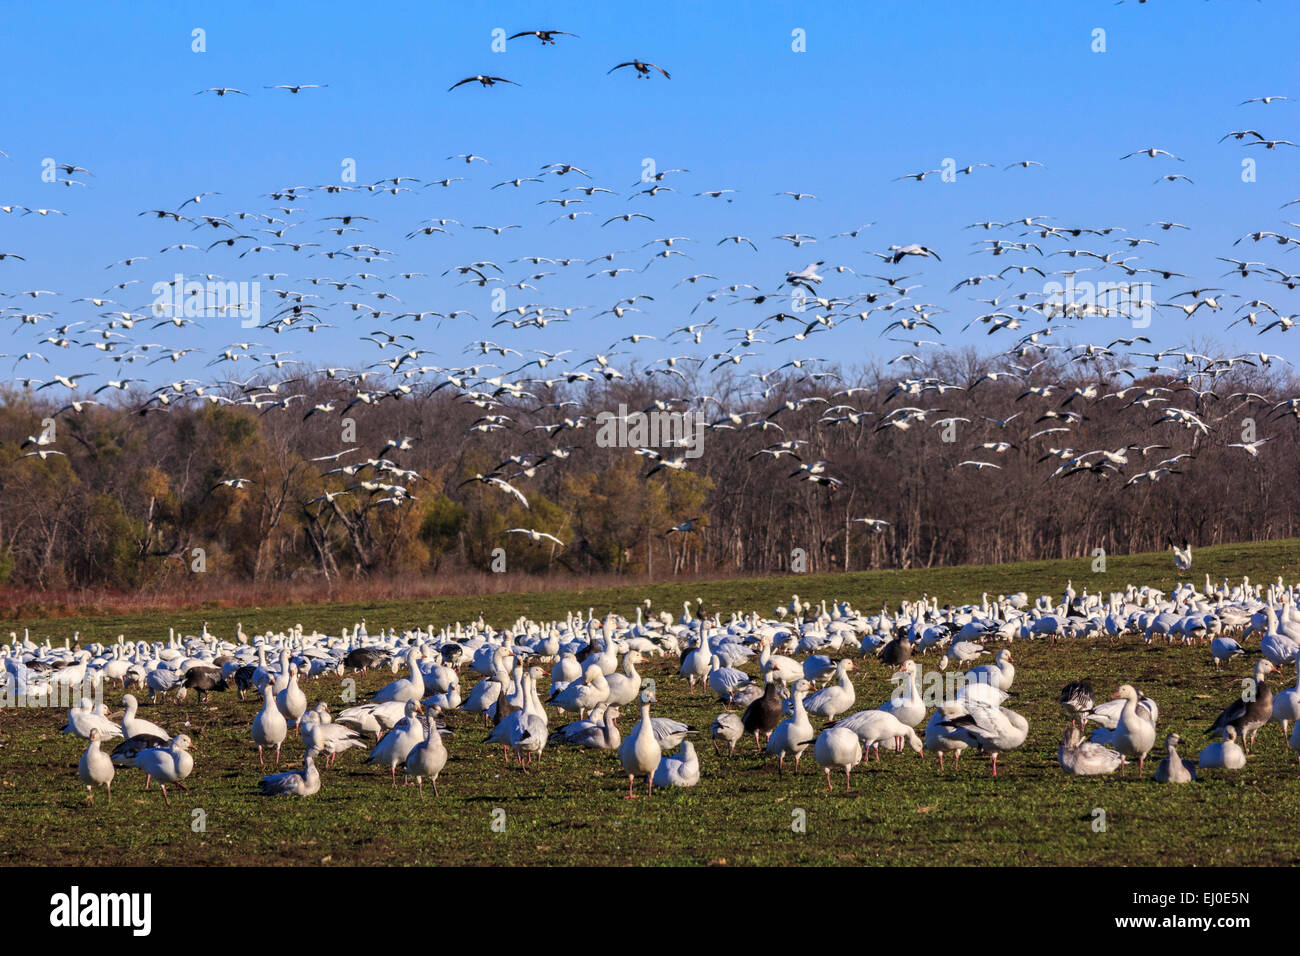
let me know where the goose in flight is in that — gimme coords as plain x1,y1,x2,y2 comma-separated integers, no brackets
609,60,670,79
505,528,566,547
1121,147,1182,160
509,29,578,44
448,75,520,91
195,87,246,96
1239,95,1290,105
265,84,327,93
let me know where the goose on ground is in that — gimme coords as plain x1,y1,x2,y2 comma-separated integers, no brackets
834,708,923,760
1271,656,1300,740
618,690,662,797
804,659,855,720
77,728,115,802
1210,636,1246,669
62,698,123,740
741,678,785,749
259,750,321,797
134,734,195,806
370,647,425,704
252,684,289,766
875,659,925,733
966,649,1015,691
767,678,815,774
275,665,307,724
939,700,1029,776
924,703,970,769
1199,725,1247,771
1089,684,1157,773
813,726,863,791
1153,733,1196,783
1059,679,1094,727
1058,723,1123,775
1207,659,1274,751
404,710,449,795
711,712,744,755
366,700,425,785
551,704,621,749
299,705,367,767
652,741,700,788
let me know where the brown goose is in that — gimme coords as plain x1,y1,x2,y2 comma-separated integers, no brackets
741,678,785,749
878,629,913,667
1208,659,1275,751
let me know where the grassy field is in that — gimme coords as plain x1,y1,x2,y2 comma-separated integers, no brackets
3,538,1300,866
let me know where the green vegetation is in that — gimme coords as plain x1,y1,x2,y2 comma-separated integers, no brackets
2,538,1300,866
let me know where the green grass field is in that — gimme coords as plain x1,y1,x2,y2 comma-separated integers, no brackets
3,539,1300,866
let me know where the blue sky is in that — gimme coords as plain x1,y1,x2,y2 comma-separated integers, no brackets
1,1,1297,387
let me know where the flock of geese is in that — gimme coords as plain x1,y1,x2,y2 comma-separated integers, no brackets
3,21,1298,559
11,567,1300,802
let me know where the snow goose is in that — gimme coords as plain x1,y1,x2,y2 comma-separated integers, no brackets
706,655,753,704
938,700,1029,776
924,703,970,769
711,712,744,755
813,726,863,791
404,711,449,795
653,741,700,788
618,690,662,797
299,706,366,767
876,660,925,735
275,665,307,725
1210,636,1246,669
758,639,803,685
1271,656,1300,740
251,684,289,766
366,700,425,785
741,678,785,749
834,709,923,761
1207,659,1274,751
966,649,1015,692
1153,733,1196,783
1059,680,1094,727
804,659,855,720
678,634,712,690
337,699,409,737
550,704,621,750
370,647,425,704
767,678,815,774
1199,725,1247,771
259,750,321,797
547,664,609,718
604,651,645,707
939,640,987,670
78,728,115,802
1083,689,1158,729
802,654,838,685
119,692,168,741
134,734,195,806
1089,685,1157,772
1058,724,1123,776
508,669,549,765
62,698,122,740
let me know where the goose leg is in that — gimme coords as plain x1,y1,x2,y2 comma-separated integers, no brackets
625,774,637,799
844,767,853,791
161,784,170,807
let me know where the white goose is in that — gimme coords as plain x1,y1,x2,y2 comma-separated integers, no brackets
1272,656,1300,739
134,734,195,806
404,711,449,795
813,726,863,791
938,700,1029,776
618,690,662,797
1153,732,1196,783
766,678,815,774
259,750,321,797
251,684,289,766
875,660,926,734
366,700,425,785
78,728,115,802
652,741,700,788
1200,725,1247,771
804,659,856,720
1089,685,1157,773
1058,723,1123,776
275,665,307,725
370,647,426,704
965,649,1015,691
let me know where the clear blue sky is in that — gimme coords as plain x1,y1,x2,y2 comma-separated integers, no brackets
1,1,1297,387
